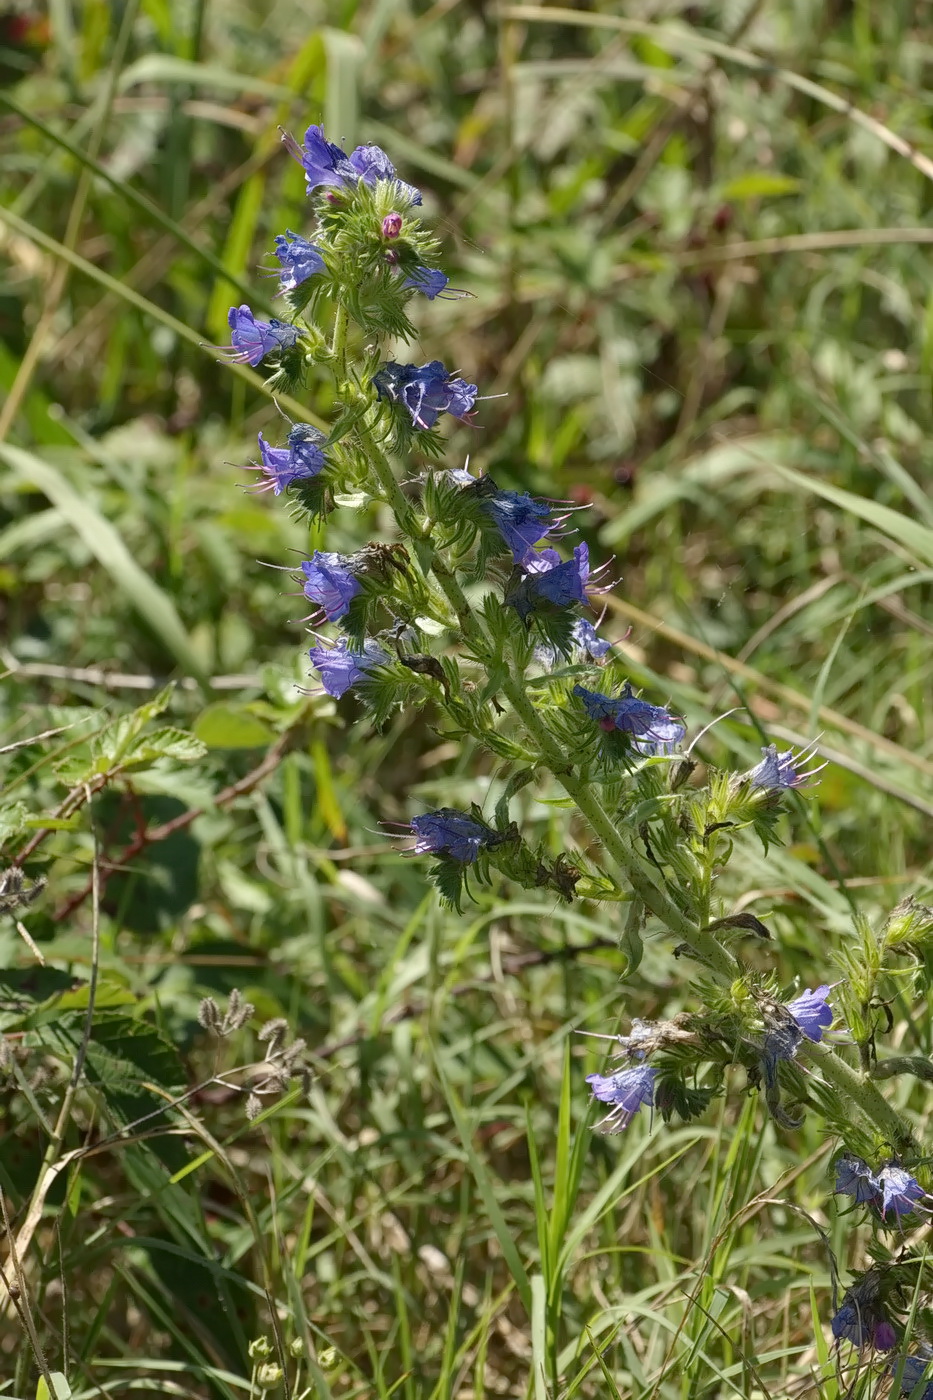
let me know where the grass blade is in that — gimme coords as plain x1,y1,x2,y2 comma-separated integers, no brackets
0,443,210,690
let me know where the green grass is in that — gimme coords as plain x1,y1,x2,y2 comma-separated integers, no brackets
2,1,933,1397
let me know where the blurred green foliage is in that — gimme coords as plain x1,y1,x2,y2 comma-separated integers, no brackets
1,1,933,1396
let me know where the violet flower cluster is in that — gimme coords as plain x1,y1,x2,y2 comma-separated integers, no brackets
212,117,933,1378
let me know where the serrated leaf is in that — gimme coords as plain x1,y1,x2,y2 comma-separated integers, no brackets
125,726,208,765
52,755,95,786
193,705,274,750
43,1011,186,1113
430,857,467,911
0,801,29,844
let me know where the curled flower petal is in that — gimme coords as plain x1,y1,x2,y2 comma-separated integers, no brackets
507,543,599,620
786,984,833,1042
373,360,477,429
285,124,422,204
573,681,685,755
748,741,825,790
586,1065,657,1133
835,1155,881,1206
409,809,497,863
299,552,360,622
308,636,388,698
402,266,450,299
535,617,612,668
252,424,327,495
481,490,558,562
832,1274,898,1351
877,1165,926,1219
220,305,299,367
272,230,326,293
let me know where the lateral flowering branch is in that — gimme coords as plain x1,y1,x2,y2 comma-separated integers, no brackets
215,116,933,1356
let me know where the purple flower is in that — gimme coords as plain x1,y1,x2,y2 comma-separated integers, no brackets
571,619,612,661
748,741,825,791
836,1155,881,1205
786,985,833,1042
878,1165,926,1219
892,1355,933,1398
283,124,422,205
481,490,559,563
535,618,613,669
507,543,605,620
382,212,403,238
402,266,450,299
409,809,496,863
251,424,326,495
308,636,388,698
832,1274,898,1351
373,360,477,429
834,1156,925,1221
299,552,360,622
586,1065,658,1133
761,1019,803,1085
272,231,326,293
833,1302,897,1350
220,305,300,367
573,682,686,755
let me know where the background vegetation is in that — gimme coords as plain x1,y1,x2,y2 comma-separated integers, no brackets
1,0,932,1396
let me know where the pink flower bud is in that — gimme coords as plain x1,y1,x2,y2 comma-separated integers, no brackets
382,212,403,239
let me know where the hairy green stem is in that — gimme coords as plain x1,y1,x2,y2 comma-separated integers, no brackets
331,303,350,380
803,1039,914,1148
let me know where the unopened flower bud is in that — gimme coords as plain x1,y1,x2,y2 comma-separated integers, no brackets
320,1347,338,1370
289,1338,305,1357
884,897,933,950
249,1336,273,1360
382,212,403,238
256,1363,283,1388
384,249,399,266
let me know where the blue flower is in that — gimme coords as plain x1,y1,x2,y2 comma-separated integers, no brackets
832,1273,898,1351
409,809,497,863
507,543,602,620
252,424,327,495
878,1165,926,1219
299,552,360,622
836,1155,881,1205
220,305,300,367
573,681,686,755
308,636,388,698
786,984,833,1042
373,360,477,429
834,1156,925,1221
272,231,326,293
402,266,450,299
535,618,612,669
571,619,613,661
586,1065,658,1133
748,741,824,790
891,1354,933,1398
832,1300,897,1351
284,124,422,205
760,1019,803,1086
481,490,557,562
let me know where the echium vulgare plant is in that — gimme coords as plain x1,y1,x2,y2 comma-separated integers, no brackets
221,121,933,1378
